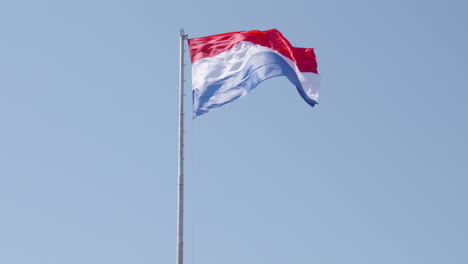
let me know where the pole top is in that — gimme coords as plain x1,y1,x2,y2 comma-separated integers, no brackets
180,28,187,38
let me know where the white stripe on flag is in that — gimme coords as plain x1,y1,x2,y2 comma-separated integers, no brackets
191,41,320,117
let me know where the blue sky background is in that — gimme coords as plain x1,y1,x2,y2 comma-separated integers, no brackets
1,0,467,263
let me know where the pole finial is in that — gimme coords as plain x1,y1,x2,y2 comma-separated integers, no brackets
180,28,187,38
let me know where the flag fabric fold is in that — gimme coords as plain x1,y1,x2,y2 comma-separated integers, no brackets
188,29,320,118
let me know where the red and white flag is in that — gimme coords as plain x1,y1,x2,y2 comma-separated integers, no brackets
188,29,320,117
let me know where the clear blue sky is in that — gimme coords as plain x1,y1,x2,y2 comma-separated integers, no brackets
1,0,467,263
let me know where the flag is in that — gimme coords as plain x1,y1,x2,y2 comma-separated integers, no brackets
188,29,320,118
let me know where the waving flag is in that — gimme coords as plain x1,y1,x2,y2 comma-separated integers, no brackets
188,29,320,117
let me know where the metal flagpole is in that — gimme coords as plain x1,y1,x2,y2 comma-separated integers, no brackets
177,28,187,264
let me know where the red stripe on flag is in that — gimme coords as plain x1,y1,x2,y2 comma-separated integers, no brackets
188,29,318,74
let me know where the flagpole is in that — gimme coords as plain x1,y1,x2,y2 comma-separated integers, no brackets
177,28,187,264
